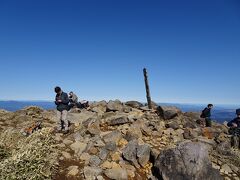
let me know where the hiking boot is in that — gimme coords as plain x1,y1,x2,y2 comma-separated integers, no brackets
63,130,69,134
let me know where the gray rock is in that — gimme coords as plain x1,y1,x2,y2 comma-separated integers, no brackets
67,166,79,176
89,155,102,167
157,106,181,120
183,128,199,140
221,164,232,174
70,142,87,156
86,121,101,136
125,125,142,141
90,101,107,114
109,116,130,126
99,148,109,160
61,151,72,159
125,101,143,109
122,140,140,168
103,130,123,143
107,100,124,112
84,166,102,179
154,141,223,180
104,167,128,180
165,121,180,130
105,141,117,151
137,144,151,167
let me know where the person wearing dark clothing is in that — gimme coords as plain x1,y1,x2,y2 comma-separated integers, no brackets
200,104,213,127
227,109,240,148
69,91,79,108
55,86,70,133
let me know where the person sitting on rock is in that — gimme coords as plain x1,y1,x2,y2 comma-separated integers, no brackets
227,109,240,148
55,86,70,134
200,104,213,127
69,91,79,108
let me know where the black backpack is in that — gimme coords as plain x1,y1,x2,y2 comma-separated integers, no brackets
200,108,207,118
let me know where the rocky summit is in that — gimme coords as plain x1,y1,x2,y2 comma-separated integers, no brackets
0,101,239,180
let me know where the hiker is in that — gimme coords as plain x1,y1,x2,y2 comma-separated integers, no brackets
227,109,240,148
200,104,213,127
69,91,79,108
55,86,70,134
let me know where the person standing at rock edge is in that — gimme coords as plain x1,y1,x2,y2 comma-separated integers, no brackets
200,104,213,127
227,109,240,148
55,86,70,134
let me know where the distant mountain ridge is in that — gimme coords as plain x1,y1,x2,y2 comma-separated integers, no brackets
0,101,239,123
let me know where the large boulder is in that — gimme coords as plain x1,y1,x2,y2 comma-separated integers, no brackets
154,141,223,180
107,100,124,112
125,101,143,109
90,101,107,114
122,140,140,168
68,110,97,125
157,106,181,120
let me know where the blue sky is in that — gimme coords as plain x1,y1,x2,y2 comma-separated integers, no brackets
0,0,240,104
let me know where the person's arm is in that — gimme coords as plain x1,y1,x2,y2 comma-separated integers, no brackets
227,119,237,128
55,96,60,105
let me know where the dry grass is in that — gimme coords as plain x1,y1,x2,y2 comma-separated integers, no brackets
0,128,59,180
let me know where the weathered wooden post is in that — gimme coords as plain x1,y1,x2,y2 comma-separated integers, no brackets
143,68,152,109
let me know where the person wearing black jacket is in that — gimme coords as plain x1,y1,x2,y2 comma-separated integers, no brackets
55,86,70,133
227,109,240,148
200,104,213,127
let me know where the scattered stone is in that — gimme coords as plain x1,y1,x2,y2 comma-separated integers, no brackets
111,151,121,162
70,142,87,156
166,121,180,130
122,140,140,168
67,166,79,176
104,167,128,180
97,175,104,180
105,141,117,151
101,161,113,169
89,155,102,167
88,147,99,155
84,166,102,179
80,153,91,163
103,130,123,143
221,164,232,174
137,144,151,167
109,116,130,126
99,148,109,161
63,139,74,145
61,151,72,159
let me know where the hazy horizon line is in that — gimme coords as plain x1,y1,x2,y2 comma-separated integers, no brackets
0,99,239,107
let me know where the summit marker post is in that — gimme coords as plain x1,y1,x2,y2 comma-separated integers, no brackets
143,68,152,109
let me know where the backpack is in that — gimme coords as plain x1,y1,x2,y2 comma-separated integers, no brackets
200,108,207,118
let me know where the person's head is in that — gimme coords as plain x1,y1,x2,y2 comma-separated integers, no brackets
208,104,213,109
69,91,73,96
54,86,62,95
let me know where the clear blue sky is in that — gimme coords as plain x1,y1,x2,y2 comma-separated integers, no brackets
0,0,240,104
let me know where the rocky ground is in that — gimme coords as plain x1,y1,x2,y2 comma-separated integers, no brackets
0,100,239,180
